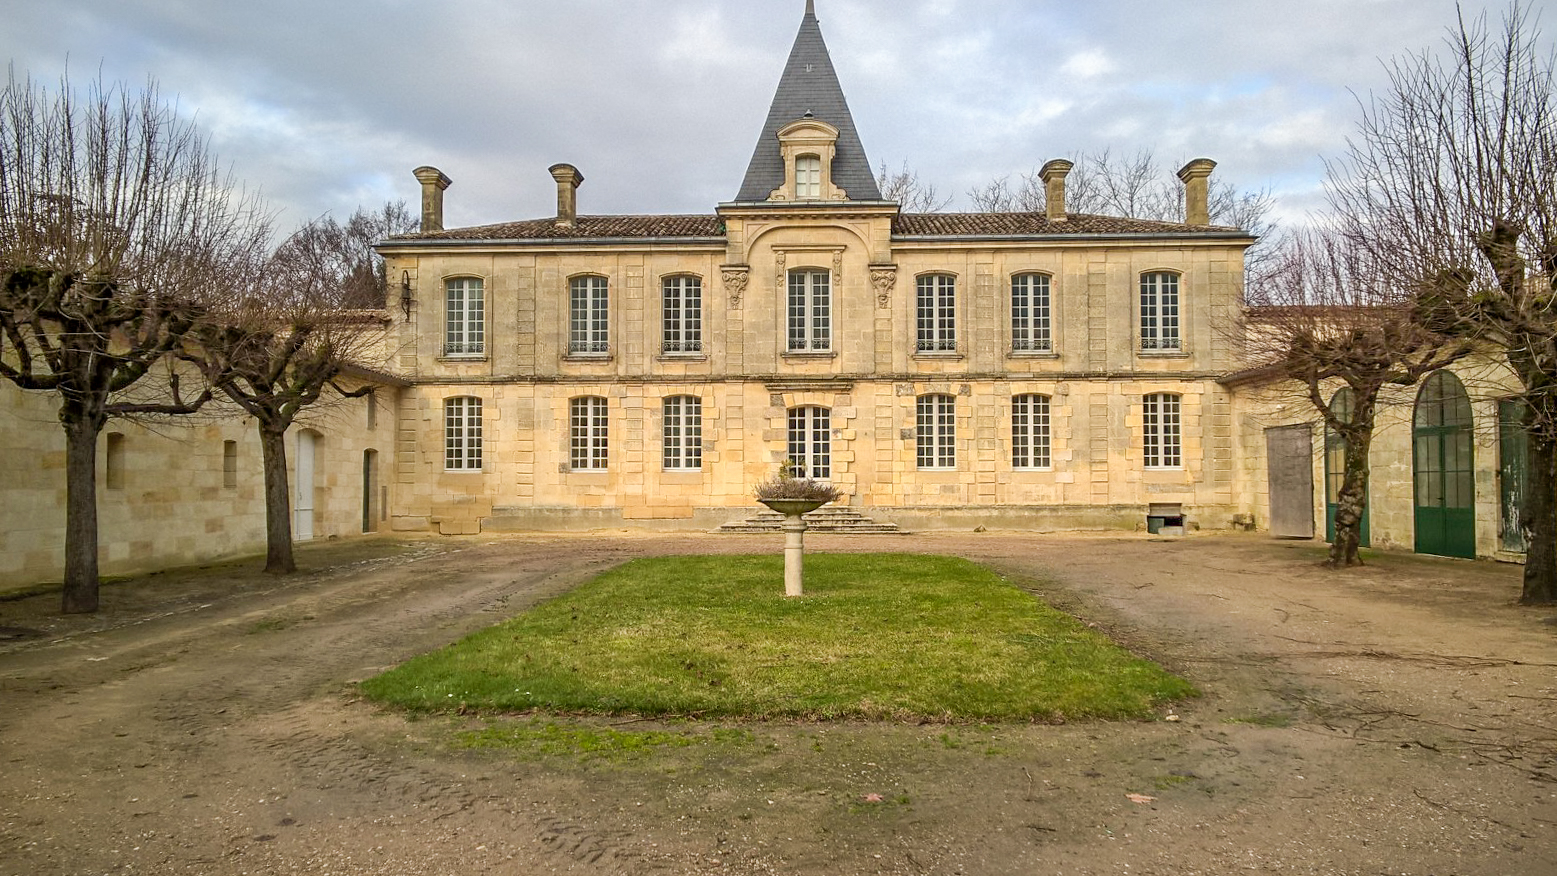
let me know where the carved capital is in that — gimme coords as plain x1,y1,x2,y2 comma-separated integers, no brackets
721,265,749,309
870,264,898,309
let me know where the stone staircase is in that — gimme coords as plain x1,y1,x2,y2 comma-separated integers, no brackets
716,505,902,534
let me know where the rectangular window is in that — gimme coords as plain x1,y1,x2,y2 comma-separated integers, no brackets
569,276,610,354
223,440,238,488
916,394,956,469
444,278,484,356
662,396,702,470
1140,272,1181,350
796,155,822,198
786,406,831,479
444,397,483,471
661,276,703,353
787,270,831,352
1011,274,1052,352
1012,394,1051,469
1143,393,1182,468
916,274,957,352
570,396,609,470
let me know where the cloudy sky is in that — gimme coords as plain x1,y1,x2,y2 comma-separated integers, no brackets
5,0,1545,233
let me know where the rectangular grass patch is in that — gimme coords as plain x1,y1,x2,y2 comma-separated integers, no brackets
360,554,1194,721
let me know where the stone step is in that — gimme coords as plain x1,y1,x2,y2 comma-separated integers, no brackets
716,506,902,534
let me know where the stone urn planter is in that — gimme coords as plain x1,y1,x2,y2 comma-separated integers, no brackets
758,497,829,597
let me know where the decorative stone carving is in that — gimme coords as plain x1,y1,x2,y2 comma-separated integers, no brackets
722,265,749,309
870,265,897,309
774,252,787,292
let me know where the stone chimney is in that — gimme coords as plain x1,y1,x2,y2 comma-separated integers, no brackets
549,163,584,228
412,166,451,233
1176,158,1216,226
1039,159,1074,222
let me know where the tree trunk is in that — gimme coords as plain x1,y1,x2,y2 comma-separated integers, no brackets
1521,434,1557,604
258,424,297,574
1328,428,1372,568
61,417,103,613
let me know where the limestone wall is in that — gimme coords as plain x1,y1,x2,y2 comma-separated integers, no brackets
0,381,394,589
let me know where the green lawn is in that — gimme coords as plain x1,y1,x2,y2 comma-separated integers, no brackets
360,553,1194,721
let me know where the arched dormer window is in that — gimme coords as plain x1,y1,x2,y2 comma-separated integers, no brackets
771,119,846,201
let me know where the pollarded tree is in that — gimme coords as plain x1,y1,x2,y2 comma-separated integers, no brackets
1243,229,1469,568
0,74,269,613
1328,2,1557,602
186,204,410,574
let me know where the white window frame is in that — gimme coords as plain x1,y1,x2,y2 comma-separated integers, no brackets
787,269,831,352
661,276,703,354
1011,273,1052,353
662,395,702,471
569,396,609,470
444,396,483,471
569,275,610,355
916,274,957,352
795,154,822,199
444,278,484,357
1012,394,1051,470
1143,393,1183,469
916,394,957,470
1140,272,1181,351
786,406,831,479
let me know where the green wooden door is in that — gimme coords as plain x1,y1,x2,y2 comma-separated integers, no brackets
1498,399,1528,553
1413,372,1475,558
1324,389,1370,546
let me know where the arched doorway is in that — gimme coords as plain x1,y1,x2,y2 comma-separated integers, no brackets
294,430,319,541
1413,371,1475,558
1324,389,1369,546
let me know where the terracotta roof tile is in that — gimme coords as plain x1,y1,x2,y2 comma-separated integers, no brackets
391,215,725,242
892,212,1236,236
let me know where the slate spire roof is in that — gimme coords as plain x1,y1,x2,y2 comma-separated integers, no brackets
734,2,882,202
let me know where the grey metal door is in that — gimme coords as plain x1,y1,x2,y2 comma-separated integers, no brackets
1266,424,1316,538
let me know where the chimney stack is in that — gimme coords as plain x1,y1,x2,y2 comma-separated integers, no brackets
1039,159,1074,222
412,166,452,233
1176,158,1216,226
549,163,584,228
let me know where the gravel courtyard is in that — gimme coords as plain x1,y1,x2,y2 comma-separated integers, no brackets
1,531,1553,875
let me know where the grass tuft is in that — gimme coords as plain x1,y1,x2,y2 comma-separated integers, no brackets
361,554,1195,722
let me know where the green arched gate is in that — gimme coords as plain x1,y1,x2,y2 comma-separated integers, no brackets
1324,389,1370,546
1413,372,1475,558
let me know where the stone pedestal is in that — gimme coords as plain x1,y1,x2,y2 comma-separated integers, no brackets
758,498,827,597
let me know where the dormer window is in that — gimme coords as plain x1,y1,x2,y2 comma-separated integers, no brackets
770,119,846,201
796,155,822,198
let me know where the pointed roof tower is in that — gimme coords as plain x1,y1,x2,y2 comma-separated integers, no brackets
734,2,882,202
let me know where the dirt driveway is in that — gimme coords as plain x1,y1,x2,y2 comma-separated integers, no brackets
1,531,1554,875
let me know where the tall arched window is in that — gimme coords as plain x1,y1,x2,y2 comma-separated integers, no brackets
916,274,957,352
1011,273,1052,352
570,396,609,470
663,395,703,470
661,275,703,353
1139,272,1180,350
569,275,610,354
1011,394,1051,469
444,397,483,470
1143,393,1182,468
444,277,484,356
916,394,956,469
787,406,831,479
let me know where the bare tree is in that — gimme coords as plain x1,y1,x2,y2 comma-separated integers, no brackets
0,74,269,613
875,161,951,212
185,205,406,574
1243,230,1469,567
1329,2,1557,602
